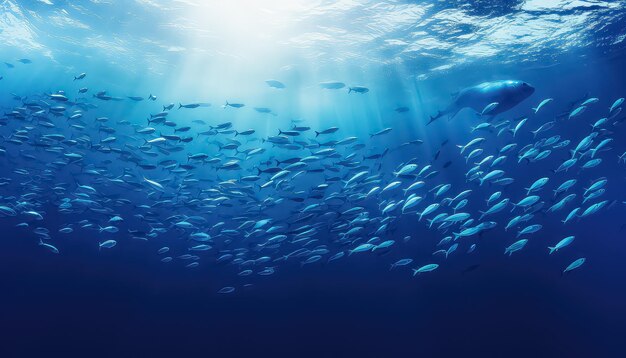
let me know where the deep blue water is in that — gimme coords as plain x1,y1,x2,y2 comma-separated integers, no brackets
1,1,626,357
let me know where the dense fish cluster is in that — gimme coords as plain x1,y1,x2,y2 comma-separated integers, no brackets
0,67,624,294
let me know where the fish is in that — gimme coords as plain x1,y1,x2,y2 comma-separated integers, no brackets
99,240,117,250
254,107,274,115
548,236,574,254
39,239,59,254
370,128,392,138
554,179,577,197
457,138,485,154
562,208,581,224
512,118,527,137
563,258,586,274
524,177,549,195
224,101,245,109
394,164,418,176
532,98,553,113
390,259,413,270
412,264,439,276
610,98,624,113
479,198,509,220
217,286,235,294
505,239,528,256
315,127,339,137
319,81,345,89
179,103,202,109
568,106,586,119
265,79,286,89
480,102,499,116
516,224,542,238
348,86,369,94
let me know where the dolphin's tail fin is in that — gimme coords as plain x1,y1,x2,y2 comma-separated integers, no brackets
427,111,442,125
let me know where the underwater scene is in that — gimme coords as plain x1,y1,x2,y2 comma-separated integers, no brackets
1,1,626,357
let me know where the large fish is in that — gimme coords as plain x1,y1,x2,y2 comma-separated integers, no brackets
429,80,535,124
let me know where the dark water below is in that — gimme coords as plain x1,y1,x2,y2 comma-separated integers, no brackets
2,215,625,357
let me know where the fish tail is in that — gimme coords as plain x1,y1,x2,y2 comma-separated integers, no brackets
315,131,320,137
178,103,182,109
548,247,556,255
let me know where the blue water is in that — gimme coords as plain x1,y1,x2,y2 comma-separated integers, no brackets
1,1,626,357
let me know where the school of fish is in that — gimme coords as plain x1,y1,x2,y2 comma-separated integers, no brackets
1,63,624,294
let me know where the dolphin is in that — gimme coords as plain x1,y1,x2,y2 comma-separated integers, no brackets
429,80,535,124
